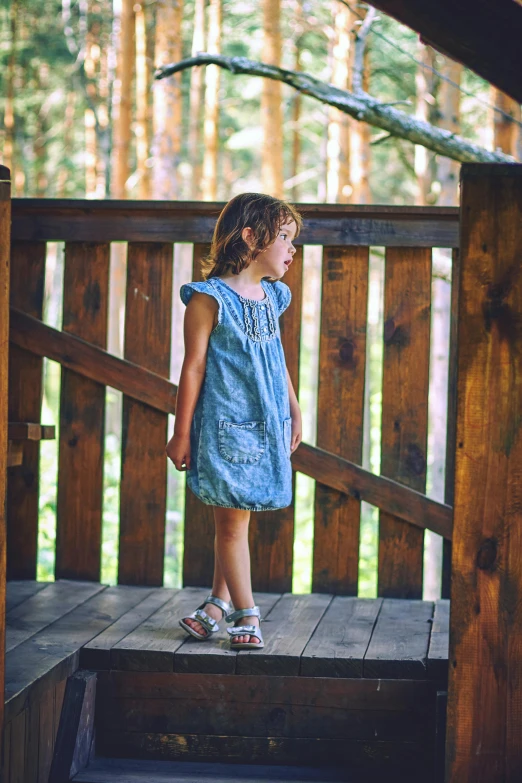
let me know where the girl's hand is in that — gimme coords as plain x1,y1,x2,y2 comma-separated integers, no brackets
166,433,191,471
290,406,302,453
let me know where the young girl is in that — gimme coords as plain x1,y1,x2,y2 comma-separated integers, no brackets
166,193,303,649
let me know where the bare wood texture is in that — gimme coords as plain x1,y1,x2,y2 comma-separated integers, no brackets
7,422,55,440
49,670,96,782
313,246,368,594
6,580,47,613
80,588,176,670
10,308,177,415
446,164,522,783
11,199,460,247
7,242,46,579
182,244,216,588
7,441,23,468
300,596,382,678
378,248,431,598
0,165,10,775
365,0,522,105
56,243,109,581
118,243,173,586
427,599,449,684
364,599,434,679
156,54,513,164
249,249,302,592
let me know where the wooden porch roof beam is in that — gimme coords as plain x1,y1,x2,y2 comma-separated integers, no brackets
368,0,522,104
9,307,453,540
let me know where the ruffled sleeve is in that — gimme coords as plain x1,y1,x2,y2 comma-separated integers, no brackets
180,281,223,327
271,281,292,316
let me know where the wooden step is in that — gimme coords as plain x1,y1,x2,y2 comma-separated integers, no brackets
73,757,348,782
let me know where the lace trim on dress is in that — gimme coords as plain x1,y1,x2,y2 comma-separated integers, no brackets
238,292,277,342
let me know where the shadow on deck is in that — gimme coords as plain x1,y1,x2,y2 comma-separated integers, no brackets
4,581,449,782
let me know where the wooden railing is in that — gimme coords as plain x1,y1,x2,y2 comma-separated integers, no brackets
7,198,459,597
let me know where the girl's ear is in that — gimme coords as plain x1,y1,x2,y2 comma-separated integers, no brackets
241,226,255,247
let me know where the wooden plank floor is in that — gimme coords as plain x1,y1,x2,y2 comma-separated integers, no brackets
5,581,449,717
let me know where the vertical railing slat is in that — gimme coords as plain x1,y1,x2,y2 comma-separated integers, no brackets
312,246,369,595
378,247,432,598
182,243,216,588
55,242,109,580
249,247,303,593
118,242,173,586
7,241,46,579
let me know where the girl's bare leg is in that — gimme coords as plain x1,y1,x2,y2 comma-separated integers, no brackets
183,533,231,636
212,506,260,644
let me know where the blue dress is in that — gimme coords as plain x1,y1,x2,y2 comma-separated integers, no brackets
180,276,293,511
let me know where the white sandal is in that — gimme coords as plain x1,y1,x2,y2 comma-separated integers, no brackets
226,606,264,649
179,594,232,641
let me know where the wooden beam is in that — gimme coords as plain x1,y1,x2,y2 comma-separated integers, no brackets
10,199,459,247
8,309,453,538
447,163,522,782
9,308,177,415
368,0,522,104
49,670,97,782
0,165,10,772
7,423,55,440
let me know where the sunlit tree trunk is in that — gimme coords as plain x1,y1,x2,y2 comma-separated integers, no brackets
111,0,134,198
34,63,49,197
326,2,351,203
492,88,521,158
348,7,371,204
261,0,284,198
152,0,183,199
188,0,205,199
202,0,221,200
3,0,16,174
57,93,76,197
290,0,303,203
414,43,436,205
135,3,151,198
435,59,462,206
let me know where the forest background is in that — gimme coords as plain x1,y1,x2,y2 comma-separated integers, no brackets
1,0,521,596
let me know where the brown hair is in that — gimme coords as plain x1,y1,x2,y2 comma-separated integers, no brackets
201,193,303,280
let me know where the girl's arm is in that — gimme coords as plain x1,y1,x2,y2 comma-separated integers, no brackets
166,293,217,470
286,366,302,453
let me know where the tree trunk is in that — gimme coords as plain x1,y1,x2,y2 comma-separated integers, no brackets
3,0,16,175
262,0,284,197
202,0,221,200
58,92,76,197
326,2,351,203
152,0,183,199
111,0,134,198
188,0,205,199
435,59,462,206
492,88,521,157
290,24,303,201
135,3,151,198
414,44,436,205
348,6,371,204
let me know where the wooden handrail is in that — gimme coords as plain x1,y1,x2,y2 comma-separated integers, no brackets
10,199,459,247
9,307,453,539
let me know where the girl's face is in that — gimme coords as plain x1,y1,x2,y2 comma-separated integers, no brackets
255,220,297,279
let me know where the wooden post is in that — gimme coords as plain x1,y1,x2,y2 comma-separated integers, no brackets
447,163,522,782
0,165,11,777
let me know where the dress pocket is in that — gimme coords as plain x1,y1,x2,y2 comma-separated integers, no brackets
218,420,266,464
283,417,292,457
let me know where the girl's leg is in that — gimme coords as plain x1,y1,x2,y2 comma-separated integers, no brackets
213,506,260,645
183,533,231,636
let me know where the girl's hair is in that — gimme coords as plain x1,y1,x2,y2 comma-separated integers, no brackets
201,193,303,280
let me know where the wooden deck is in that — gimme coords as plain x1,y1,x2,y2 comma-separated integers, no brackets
4,581,449,782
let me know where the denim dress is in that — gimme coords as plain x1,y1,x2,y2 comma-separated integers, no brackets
180,276,293,511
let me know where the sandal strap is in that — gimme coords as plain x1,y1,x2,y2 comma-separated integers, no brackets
225,605,261,624
190,608,218,633
198,594,231,617
227,624,264,643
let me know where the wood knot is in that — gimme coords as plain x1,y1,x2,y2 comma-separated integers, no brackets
476,538,498,571
339,339,354,364
383,318,396,342
405,443,426,476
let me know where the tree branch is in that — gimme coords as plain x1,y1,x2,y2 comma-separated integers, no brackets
155,54,513,164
